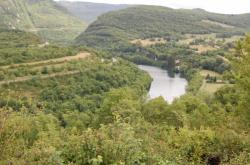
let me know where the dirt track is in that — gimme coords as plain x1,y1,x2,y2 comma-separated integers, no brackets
0,70,81,86
0,52,91,69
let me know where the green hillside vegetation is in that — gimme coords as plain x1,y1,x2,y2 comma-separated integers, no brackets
0,0,86,43
1,4,250,164
76,6,249,47
0,29,84,66
75,6,246,79
0,34,250,164
0,29,42,48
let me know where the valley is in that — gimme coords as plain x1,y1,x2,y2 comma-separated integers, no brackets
0,1,250,165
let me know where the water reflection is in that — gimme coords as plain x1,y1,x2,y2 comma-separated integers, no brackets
138,65,187,103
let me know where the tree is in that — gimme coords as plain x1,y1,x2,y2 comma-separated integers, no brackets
98,87,142,125
142,97,183,127
233,35,250,128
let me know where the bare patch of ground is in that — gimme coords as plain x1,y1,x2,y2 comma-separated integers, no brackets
190,45,217,53
202,20,235,29
131,38,167,47
200,70,221,78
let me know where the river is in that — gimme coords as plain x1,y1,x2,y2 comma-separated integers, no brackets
138,65,188,103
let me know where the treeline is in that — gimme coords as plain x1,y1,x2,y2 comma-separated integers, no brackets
75,5,249,47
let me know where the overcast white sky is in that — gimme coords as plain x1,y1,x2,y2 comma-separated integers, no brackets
56,0,250,14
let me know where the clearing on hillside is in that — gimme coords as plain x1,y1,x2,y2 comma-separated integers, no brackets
200,81,227,94
202,20,235,29
190,45,217,53
130,38,167,47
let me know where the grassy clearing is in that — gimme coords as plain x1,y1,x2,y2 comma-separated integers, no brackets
200,81,227,94
200,70,223,93
130,38,167,47
202,20,235,29
190,45,217,53
199,70,232,94
200,70,221,78
177,34,242,53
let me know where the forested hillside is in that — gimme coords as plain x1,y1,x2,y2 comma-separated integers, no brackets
0,0,86,43
57,1,130,23
75,5,248,79
0,27,250,164
0,2,250,165
76,6,250,47
0,29,82,66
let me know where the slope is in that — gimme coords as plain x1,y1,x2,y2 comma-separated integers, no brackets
75,6,250,48
0,0,86,43
0,28,42,48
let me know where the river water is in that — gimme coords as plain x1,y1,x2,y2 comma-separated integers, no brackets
138,65,188,103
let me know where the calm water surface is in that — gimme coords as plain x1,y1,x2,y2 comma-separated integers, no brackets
138,65,188,103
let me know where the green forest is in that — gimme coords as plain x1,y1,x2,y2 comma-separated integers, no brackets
0,1,250,165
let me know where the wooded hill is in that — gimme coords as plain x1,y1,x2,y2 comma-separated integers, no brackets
0,0,86,43
75,5,250,47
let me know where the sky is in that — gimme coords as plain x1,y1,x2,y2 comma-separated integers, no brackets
56,0,250,14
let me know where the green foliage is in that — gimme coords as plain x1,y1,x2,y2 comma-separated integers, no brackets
0,44,78,66
62,121,146,165
76,5,250,47
0,30,81,66
0,108,63,164
98,87,142,124
0,29,42,48
142,97,183,127
233,35,250,128
186,71,204,93
0,0,86,43
75,6,234,79
1,12,250,165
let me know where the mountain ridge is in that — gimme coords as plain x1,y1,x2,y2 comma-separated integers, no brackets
57,1,131,23
75,5,250,48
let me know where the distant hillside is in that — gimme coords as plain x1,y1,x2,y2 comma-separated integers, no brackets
75,6,250,48
0,0,86,43
57,1,130,23
0,29,81,66
0,29,42,49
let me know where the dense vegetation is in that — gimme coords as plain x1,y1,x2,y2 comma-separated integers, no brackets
75,6,247,78
76,6,250,47
0,36,250,164
0,3,250,165
0,29,82,65
0,0,86,43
